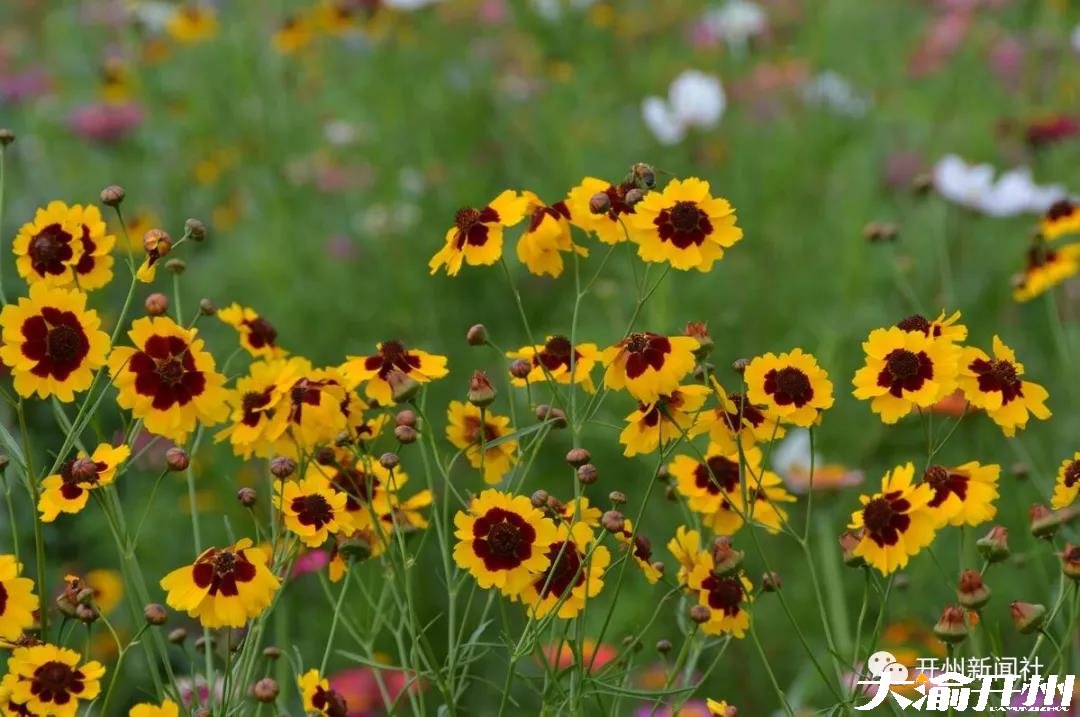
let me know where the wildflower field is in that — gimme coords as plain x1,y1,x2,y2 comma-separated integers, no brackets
1,0,1079,715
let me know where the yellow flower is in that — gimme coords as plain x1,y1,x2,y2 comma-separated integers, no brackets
215,358,304,459
0,555,36,641
692,377,785,449
1051,452,1080,510
84,568,124,616
629,177,742,271
160,539,279,628
1012,243,1080,302
65,204,116,290
687,558,753,638
38,443,130,522
167,4,219,43
521,522,610,619
99,58,134,104
429,190,528,276
108,317,229,442
276,475,349,548
707,698,734,716
0,643,105,717
341,339,449,406
612,519,662,584
848,463,937,575
744,348,834,427
561,497,601,528
453,490,558,597
895,310,968,344
218,303,286,358
667,525,704,587
272,14,314,55
516,192,588,277
601,332,699,405
313,1,362,35
268,362,351,453
445,401,518,484
1040,199,1080,240
12,201,85,287
506,336,599,392
308,453,399,530
299,668,350,716
852,327,959,424
129,699,180,717
565,177,639,245
618,384,709,457
957,336,1050,437
0,284,110,402
920,461,999,527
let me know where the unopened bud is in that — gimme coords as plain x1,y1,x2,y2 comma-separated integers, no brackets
100,185,125,207
651,560,665,575
684,322,713,360
530,491,549,509
933,604,969,644
862,221,899,243
655,464,669,481
70,458,99,483
1009,601,1046,634
262,646,282,659
145,292,169,316
545,495,566,515
467,371,496,407
0,129,14,146
466,324,487,346
731,358,750,374
710,536,744,575
198,298,216,316
387,369,420,403
315,446,336,466
143,228,171,257
1011,462,1029,480
509,359,531,379
565,448,591,467
588,192,611,215
656,639,672,655
689,605,710,624
195,635,214,652
165,258,186,274
911,172,933,196
270,456,296,479
76,604,99,624
252,677,279,703
535,404,567,428
237,487,257,508
839,530,866,568
577,463,598,485
379,452,399,470
1029,504,1059,538
1060,544,1080,581
957,569,991,609
184,217,206,241
601,510,625,534
977,526,1010,562
168,627,188,644
144,603,168,625
165,447,189,472
608,490,626,505
762,571,782,592
395,409,417,427
394,424,417,444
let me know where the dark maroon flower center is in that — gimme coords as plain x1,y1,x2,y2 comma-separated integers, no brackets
240,389,274,427
721,393,766,431
534,540,584,598
1047,199,1075,221
129,334,206,410
287,377,336,423
28,224,75,277
528,201,571,233
765,367,814,407
364,340,422,380
1064,460,1080,489
862,491,912,547
970,358,1022,405
313,686,349,717
452,206,499,249
621,332,672,380
472,508,535,570
701,574,744,616
31,661,85,705
463,416,499,444
291,494,334,529
332,468,378,511
535,335,583,373
633,534,652,562
877,349,933,397
20,307,91,382
923,465,969,508
655,200,712,249
243,317,278,350
896,314,931,334
695,456,740,495
192,548,258,597
0,582,7,617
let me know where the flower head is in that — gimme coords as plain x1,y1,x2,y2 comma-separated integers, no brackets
218,303,286,358
957,336,1050,437
276,475,349,548
852,326,959,424
167,4,219,43
894,310,968,344
507,335,600,392
619,385,709,457
667,525,705,587
160,539,279,628
565,177,639,245
521,522,610,619
692,377,784,449
215,358,304,459
0,555,36,641
629,177,742,271
1012,243,1080,302
298,669,349,716
1051,452,1080,510
429,190,527,276
744,348,834,427
129,699,180,717
0,284,110,402
12,201,85,287
601,332,699,405
516,192,588,277
1039,199,1080,241
270,362,351,452
38,443,130,522
273,14,314,55
687,557,753,637
342,340,448,406
920,462,1000,527
0,643,105,717
446,401,517,484
848,463,937,575
612,520,663,584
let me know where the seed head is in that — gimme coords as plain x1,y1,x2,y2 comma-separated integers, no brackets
976,525,1010,562
143,228,171,257
601,510,625,534
270,456,297,479
70,457,99,483
1029,504,1061,538
957,569,991,609
933,604,969,644
467,371,496,407
1009,601,1046,634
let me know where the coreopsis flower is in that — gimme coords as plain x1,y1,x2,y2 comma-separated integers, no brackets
129,700,180,717
744,348,834,427
601,332,699,404
1051,452,1080,510
848,463,937,575
0,555,36,641
895,310,968,344
313,1,362,35
309,457,398,532
272,14,314,55
38,443,130,522
957,336,1050,437
629,177,742,271
686,557,753,637
507,335,600,392
851,326,959,424
12,201,85,287
167,5,219,43
692,377,785,449
516,192,588,277
521,523,610,619
921,462,1000,527
445,401,518,484
1040,199,1080,240
667,525,704,586
342,340,449,405
108,317,229,442
565,177,638,245
613,520,662,583
217,303,286,358
299,669,349,716
0,644,105,716
619,384,709,457
276,475,349,547
160,539,279,628
63,204,116,290
215,358,304,459
453,489,558,596
562,497,602,528
429,190,528,276
707,699,735,717
1012,243,1080,302
0,284,110,401
273,364,351,452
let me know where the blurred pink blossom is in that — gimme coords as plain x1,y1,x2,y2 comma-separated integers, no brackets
882,150,926,190
0,68,51,104
291,549,330,578
68,101,143,143
987,35,1024,91
908,9,971,78
478,0,507,24
326,234,359,261
329,666,417,716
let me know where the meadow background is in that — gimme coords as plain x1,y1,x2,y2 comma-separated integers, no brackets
1,0,1079,713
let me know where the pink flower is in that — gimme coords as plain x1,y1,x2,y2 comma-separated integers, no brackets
329,666,418,716
291,549,330,578
68,101,143,143
908,9,971,78
0,68,51,104
988,35,1024,92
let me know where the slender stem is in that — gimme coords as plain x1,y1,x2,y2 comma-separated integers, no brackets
0,144,8,306
16,400,47,638
319,568,351,673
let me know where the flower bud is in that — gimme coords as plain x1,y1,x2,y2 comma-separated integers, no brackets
165,258,186,275
535,404,567,428
624,188,645,206
76,604,99,624
184,218,206,241
143,228,171,257
144,603,168,625
862,221,899,243
975,526,1009,563
466,324,487,346
395,409,416,427
601,510,625,534
198,298,216,316
655,464,669,482
269,456,296,479
545,495,566,515
656,639,672,655
315,446,336,466
651,560,665,576
145,292,169,316
394,424,417,444
1011,462,1029,480
165,447,189,472
731,358,750,374
1060,544,1080,581
70,457,99,483
1029,504,1059,538
467,371,496,407
0,129,14,146
168,627,188,644
1009,601,1046,634
710,536,744,575
262,646,282,659
252,677,279,702
379,452,399,470
237,487,257,508
762,571,782,592
589,192,611,215
933,604,969,644
684,322,713,360
100,185,125,207
387,369,420,403
957,569,990,609
509,359,531,379
608,490,626,505
577,463,598,485
839,530,866,567
0,456,8,474
911,172,933,196
565,448,591,467
689,605,710,624
530,490,549,508
195,635,214,652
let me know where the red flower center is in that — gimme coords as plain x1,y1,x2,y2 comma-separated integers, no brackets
30,661,85,705
534,540,584,598
970,357,1023,405
28,224,75,277
129,334,206,410
655,201,712,249
291,494,334,529
243,317,278,350
621,332,672,380
765,366,814,407
862,491,912,547
695,456,740,495
473,508,535,570
332,468,378,511
896,314,931,334
1064,460,1080,488
923,465,969,507
701,574,744,616
192,548,258,596
313,686,349,717
878,348,933,397
20,307,91,381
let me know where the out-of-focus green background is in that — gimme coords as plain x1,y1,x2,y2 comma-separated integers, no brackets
1,0,1079,713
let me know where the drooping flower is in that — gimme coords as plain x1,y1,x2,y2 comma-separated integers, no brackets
851,326,959,424
299,669,349,716
601,332,699,405
108,317,229,442
0,284,110,402
516,192,587,277
0,555,36,641
429,190,528,276
687,557,753,637
1012,243,1080,303
618,385,709,457
0,644,105,717
160,539,279,628
276,475,349,548
920,461,1000,527
1039,199,1080,241
342,340,449,406
506,335,600,392
613,520,662,584
667,525,705,587
129,699,180,717
1051,452,1080,510
744,348,834,427
445,401,518,484
453,489,557,596
217,303,286,358
166,4,219,43
38,443,131,522
215,358,304,459
692,377,785,449
629,177,742,271
565,177,639,245
11,201,85,287
848,463,937,575
957,336,1050,437
521,522,610,619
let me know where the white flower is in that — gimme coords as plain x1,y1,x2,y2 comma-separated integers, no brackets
641,70,725,145
383,0,442,9
932,154,1067,216
702,0,767,45
1072,25,1080,54
530,0,597,21
801,71,870,117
